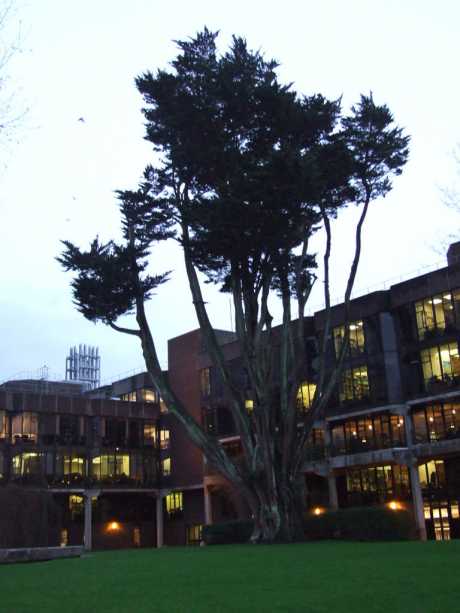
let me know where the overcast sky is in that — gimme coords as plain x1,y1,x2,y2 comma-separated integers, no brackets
1,0,460,384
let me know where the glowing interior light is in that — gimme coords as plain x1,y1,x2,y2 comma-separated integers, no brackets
444,294,451,300
368,425,373,430
388,501,401,511
313,507,324,516
349,324,357,331
433,298,442,304
429,417,434,422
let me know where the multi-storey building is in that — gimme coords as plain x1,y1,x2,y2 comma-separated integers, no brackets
2,242,460,547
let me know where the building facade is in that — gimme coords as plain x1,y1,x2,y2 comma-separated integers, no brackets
3,243,460,546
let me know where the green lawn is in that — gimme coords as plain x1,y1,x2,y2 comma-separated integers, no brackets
0,541,458,613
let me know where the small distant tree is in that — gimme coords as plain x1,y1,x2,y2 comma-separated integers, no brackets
59,30,409,542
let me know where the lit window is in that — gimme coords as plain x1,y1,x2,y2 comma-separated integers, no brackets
333,321,365,357
159,429,170,450
12,452,41,476
92,454,130,479
0,410,7,439
165,491,183,515
141,388,157,403
339,367,369,402
159,398,168,413
143,423,156,446
415,291,459,340
296,382,316,411
63,455,85,476
420,343,460,387
121,391,137,402
245,399,254,413
187,524,203,545
161,457,171,476
12,412,38,443
69,495,84,520
200,368,211,397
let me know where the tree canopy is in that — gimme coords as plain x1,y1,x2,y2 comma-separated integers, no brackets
59,29,409,542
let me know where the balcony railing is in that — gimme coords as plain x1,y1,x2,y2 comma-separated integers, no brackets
331,436,406,456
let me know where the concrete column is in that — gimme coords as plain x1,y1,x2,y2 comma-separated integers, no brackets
327,473,339,510
204,485,212,525
408,460,427,541
156,494,164,548
83,490,99,551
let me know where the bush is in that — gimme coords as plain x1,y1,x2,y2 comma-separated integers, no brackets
202,520,254,545
304,506,415,541
0,485,61,548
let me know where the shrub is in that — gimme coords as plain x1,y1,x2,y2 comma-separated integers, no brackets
0,485,61,548
305,506,415,541
304,506,415,541
202,520,254,545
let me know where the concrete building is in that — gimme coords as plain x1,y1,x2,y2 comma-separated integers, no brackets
3,243,460,546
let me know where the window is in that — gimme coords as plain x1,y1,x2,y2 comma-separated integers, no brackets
332,414,405,455
165,491,183,515
11,412,38,443
104,419,127,446
420,342,460,387
12,452,42,476
333,321,365,357
59,415,80,444
200,368,211,397
159,397,168,413
187,524,203,545
415,290,460,339
296,382,316,411
159,429,170,450
121,391,137,402
346,464,409,503
92,454,130,480
245,399,254,413
161,457,171,476
0,410,7,439
143,423,156,446
418,460,446,490
69,495,84,520
339,367,369,402
140,388,157,403
412,402,460,443
63,455,85,476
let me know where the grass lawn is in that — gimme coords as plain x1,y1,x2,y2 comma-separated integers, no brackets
0,540,458,613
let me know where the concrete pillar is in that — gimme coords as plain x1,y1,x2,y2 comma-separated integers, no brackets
83,490,99,551
156,494,164,548
408,460,427,541
204,485,212,525
327,473,339,510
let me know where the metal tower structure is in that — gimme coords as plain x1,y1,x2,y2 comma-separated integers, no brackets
65,345,101,390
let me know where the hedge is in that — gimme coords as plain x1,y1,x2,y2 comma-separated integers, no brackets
0,485,61,548
202,520,254,545
304,506,415,541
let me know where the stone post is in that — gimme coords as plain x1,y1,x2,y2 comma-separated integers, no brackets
156,493,164,548
403,408,427,541
204,484,212,525
327,473,339,510
83,490,100,551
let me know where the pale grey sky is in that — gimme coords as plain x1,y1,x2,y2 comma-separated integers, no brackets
1,0,460,383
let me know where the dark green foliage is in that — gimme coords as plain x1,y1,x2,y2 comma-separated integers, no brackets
202,519,254,545
304,506,415,541
0,485,61,548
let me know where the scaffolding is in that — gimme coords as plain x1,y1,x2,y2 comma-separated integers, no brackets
65,345,100,390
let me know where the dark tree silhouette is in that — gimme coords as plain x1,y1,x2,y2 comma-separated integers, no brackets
59,29,409,542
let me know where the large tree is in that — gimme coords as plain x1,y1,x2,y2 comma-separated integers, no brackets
59,30,409,542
